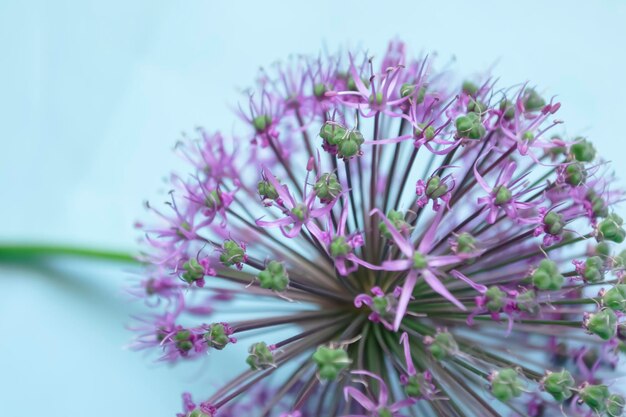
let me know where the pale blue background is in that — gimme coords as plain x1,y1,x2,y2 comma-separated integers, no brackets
1,1,625,415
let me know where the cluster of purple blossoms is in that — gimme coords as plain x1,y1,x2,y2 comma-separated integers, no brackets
131,41,626,417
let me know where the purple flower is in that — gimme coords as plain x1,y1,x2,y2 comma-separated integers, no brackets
131,41,626,417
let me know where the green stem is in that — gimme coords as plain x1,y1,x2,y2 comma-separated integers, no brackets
0,244,139,264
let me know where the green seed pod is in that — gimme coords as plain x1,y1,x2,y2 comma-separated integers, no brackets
544,211,565,235
204,323,232,350
603,284,626,312
312,346,351,380
579,384,610,413
291,203,307,221
494,185,513,205
379,210,409,239
485,286,507,311
587,189,609,218
189,409,212,417
523,88,545,112
542,370,575,401
246,342,275,370
205,190,222,210
181,258,205,284
531,259,564,291
330,236,352,258
412,252,427,269
252,114,272,133
220,240,246,267
467,98,487,114
428,330,458,360
456,112,485,140
404,374,422,397
595,241,611,258
586,309,617,340
598,214,626,243
565,162,587,186
491,368,524,402
584,256,605,283
314,173,342,202
425,176,448,199
257,180,279,201
455,232,476,253
499,98,515,120
570,138,596,162
607,393,626,417
257,260,289,292
319,122,347,146
516,290,537,313
337,130,364,159
369,92,383,105
462,80,479,96
371,296,388,314
313,83,327,98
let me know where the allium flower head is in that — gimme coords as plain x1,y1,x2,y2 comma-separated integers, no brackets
132,40,626,417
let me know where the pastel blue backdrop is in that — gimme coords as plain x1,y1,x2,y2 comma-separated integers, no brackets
1,1,625,415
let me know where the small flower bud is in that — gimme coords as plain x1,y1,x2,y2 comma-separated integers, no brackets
455,112,485,140
220,240,246,267
246,342,275,370
181,258,205,284
494,185,513,205
189,409,213,417
583,256,605,283
541,370,575,401
379,210,409,239
516,290,537,313
490,368,524,402
578,383,610,413
485,286,507,311
523,88,545,112
252,114,272,133
205,190,222,210
291,203,307,221
531,259,564,291
462,80,478,96
425,176,448,199
427,330,458,360
603,284,626,312
544,211,565,236
587,189,609,218
565,162,587,186
313,83,327,98
314,173,342,203
412,252,428,269
204,323,234,350
570,138,596,162
499,99,515,120
584,308,617,340
257,180,279,201
330,236,351,258
337,130,364,159
607,394,625,417
319,122,347,146
257,260,289,292
598,214,626,244
312,346,351,380
467,98,487,114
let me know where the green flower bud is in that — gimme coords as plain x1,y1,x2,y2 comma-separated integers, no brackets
220,240,246,267
371,296,388,314
598,214,626,243
516,290,537,313
455,112,485,140
177,221,191,237
426,176,448,199
544,211,565,235
337,130,364,159
205,190,221,210
584,256,605,283
542,370,575,401
595,241,611,258
523,88,545,112
531,259,564,291
379,210,409,239
491,368,524,402
330,236,351,258
291,203,307,221
462,80,479,96
252,114,272,133
499,99,515,120
586,309,617,340
314,173,342,202
246,342,275,370
347,75,369,91
494,185,513,205
608,394,626,417
587,189,609,218
603,285,626,312
412,252,427,269
257,260,289,292
312,346,351,380
565,162,587,186
486,286,507,311
257,180,279,200
369,92,383,105
522,131,534,142
204,323,232,350
313,83,327,98
404,375,422,397
189,409,212,417
579,384,610,413
428,331,457,360
182,258,205,284
319,122,347,146
467,98,487,114
571,138,596,162
615,249,626,269
455,232,476,253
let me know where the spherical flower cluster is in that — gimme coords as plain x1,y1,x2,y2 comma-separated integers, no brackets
132,41,626,417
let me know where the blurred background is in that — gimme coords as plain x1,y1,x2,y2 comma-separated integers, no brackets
1,1,625,415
